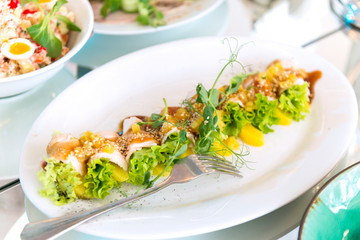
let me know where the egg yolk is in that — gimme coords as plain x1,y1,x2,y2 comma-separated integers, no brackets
39,0,52,3
9,42,31,55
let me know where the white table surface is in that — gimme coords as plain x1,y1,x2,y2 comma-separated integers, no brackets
1,0,360,239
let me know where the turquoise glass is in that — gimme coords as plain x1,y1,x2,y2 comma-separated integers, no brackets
299,162,360,240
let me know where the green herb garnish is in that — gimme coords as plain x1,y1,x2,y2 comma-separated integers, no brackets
184,38,250,166
21,0,81,58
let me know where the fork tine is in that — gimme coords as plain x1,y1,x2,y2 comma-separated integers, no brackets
200,160,238,170
197,155,233,164
197,155,237,169
212,169,243,178
202,162,239,173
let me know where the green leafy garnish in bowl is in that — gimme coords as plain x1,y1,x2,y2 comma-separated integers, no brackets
20,0,81,58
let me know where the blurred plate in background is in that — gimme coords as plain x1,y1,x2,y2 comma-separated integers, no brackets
92,0,224,35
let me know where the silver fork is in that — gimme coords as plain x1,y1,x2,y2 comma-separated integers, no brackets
21,154,243,240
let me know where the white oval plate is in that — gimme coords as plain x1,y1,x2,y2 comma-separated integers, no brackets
92,0,223,35
20,37,358,239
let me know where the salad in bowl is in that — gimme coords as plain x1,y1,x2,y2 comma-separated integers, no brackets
0,0,93,97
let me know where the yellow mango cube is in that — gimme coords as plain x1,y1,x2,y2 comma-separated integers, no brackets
239,124,264,147
275,109,292,126
213,136,240,156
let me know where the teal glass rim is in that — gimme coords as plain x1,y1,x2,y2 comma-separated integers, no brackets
298,160,360,239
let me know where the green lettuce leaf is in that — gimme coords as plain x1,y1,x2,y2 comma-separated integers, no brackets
38,159,81,206
222,101,254,136
127,132,181,185
278,83,310,121
252,93,279,134
83,158,120,199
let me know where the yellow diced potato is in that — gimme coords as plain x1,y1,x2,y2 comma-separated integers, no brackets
239,124,264,147
152,164,171,177
275,109,292,126
111,163,129,182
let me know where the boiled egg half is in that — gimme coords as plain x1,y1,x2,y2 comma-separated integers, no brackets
1,38,35,60
38,0,56,8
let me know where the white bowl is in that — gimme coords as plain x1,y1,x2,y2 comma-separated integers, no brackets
0,0,94,98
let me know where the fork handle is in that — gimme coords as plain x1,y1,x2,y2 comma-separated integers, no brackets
21,180,172,240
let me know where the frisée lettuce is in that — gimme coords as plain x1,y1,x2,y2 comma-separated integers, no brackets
279,83,310,121
38,158,81,206
83,158,121,199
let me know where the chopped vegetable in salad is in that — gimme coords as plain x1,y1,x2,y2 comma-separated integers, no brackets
38,41,321,206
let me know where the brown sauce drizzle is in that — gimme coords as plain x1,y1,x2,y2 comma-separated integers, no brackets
166,106,181,115
41,160,47,171
305,70,322,102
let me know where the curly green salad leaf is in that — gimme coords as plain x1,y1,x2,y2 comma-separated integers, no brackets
127,132,185,185
252,93,280,134
83,158,121,199
222,84,310,137
38,159,81,206
222,102,254,136
222,93,279,135
279,83,310,121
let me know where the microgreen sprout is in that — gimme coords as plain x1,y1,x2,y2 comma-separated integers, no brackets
184,37,254,166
